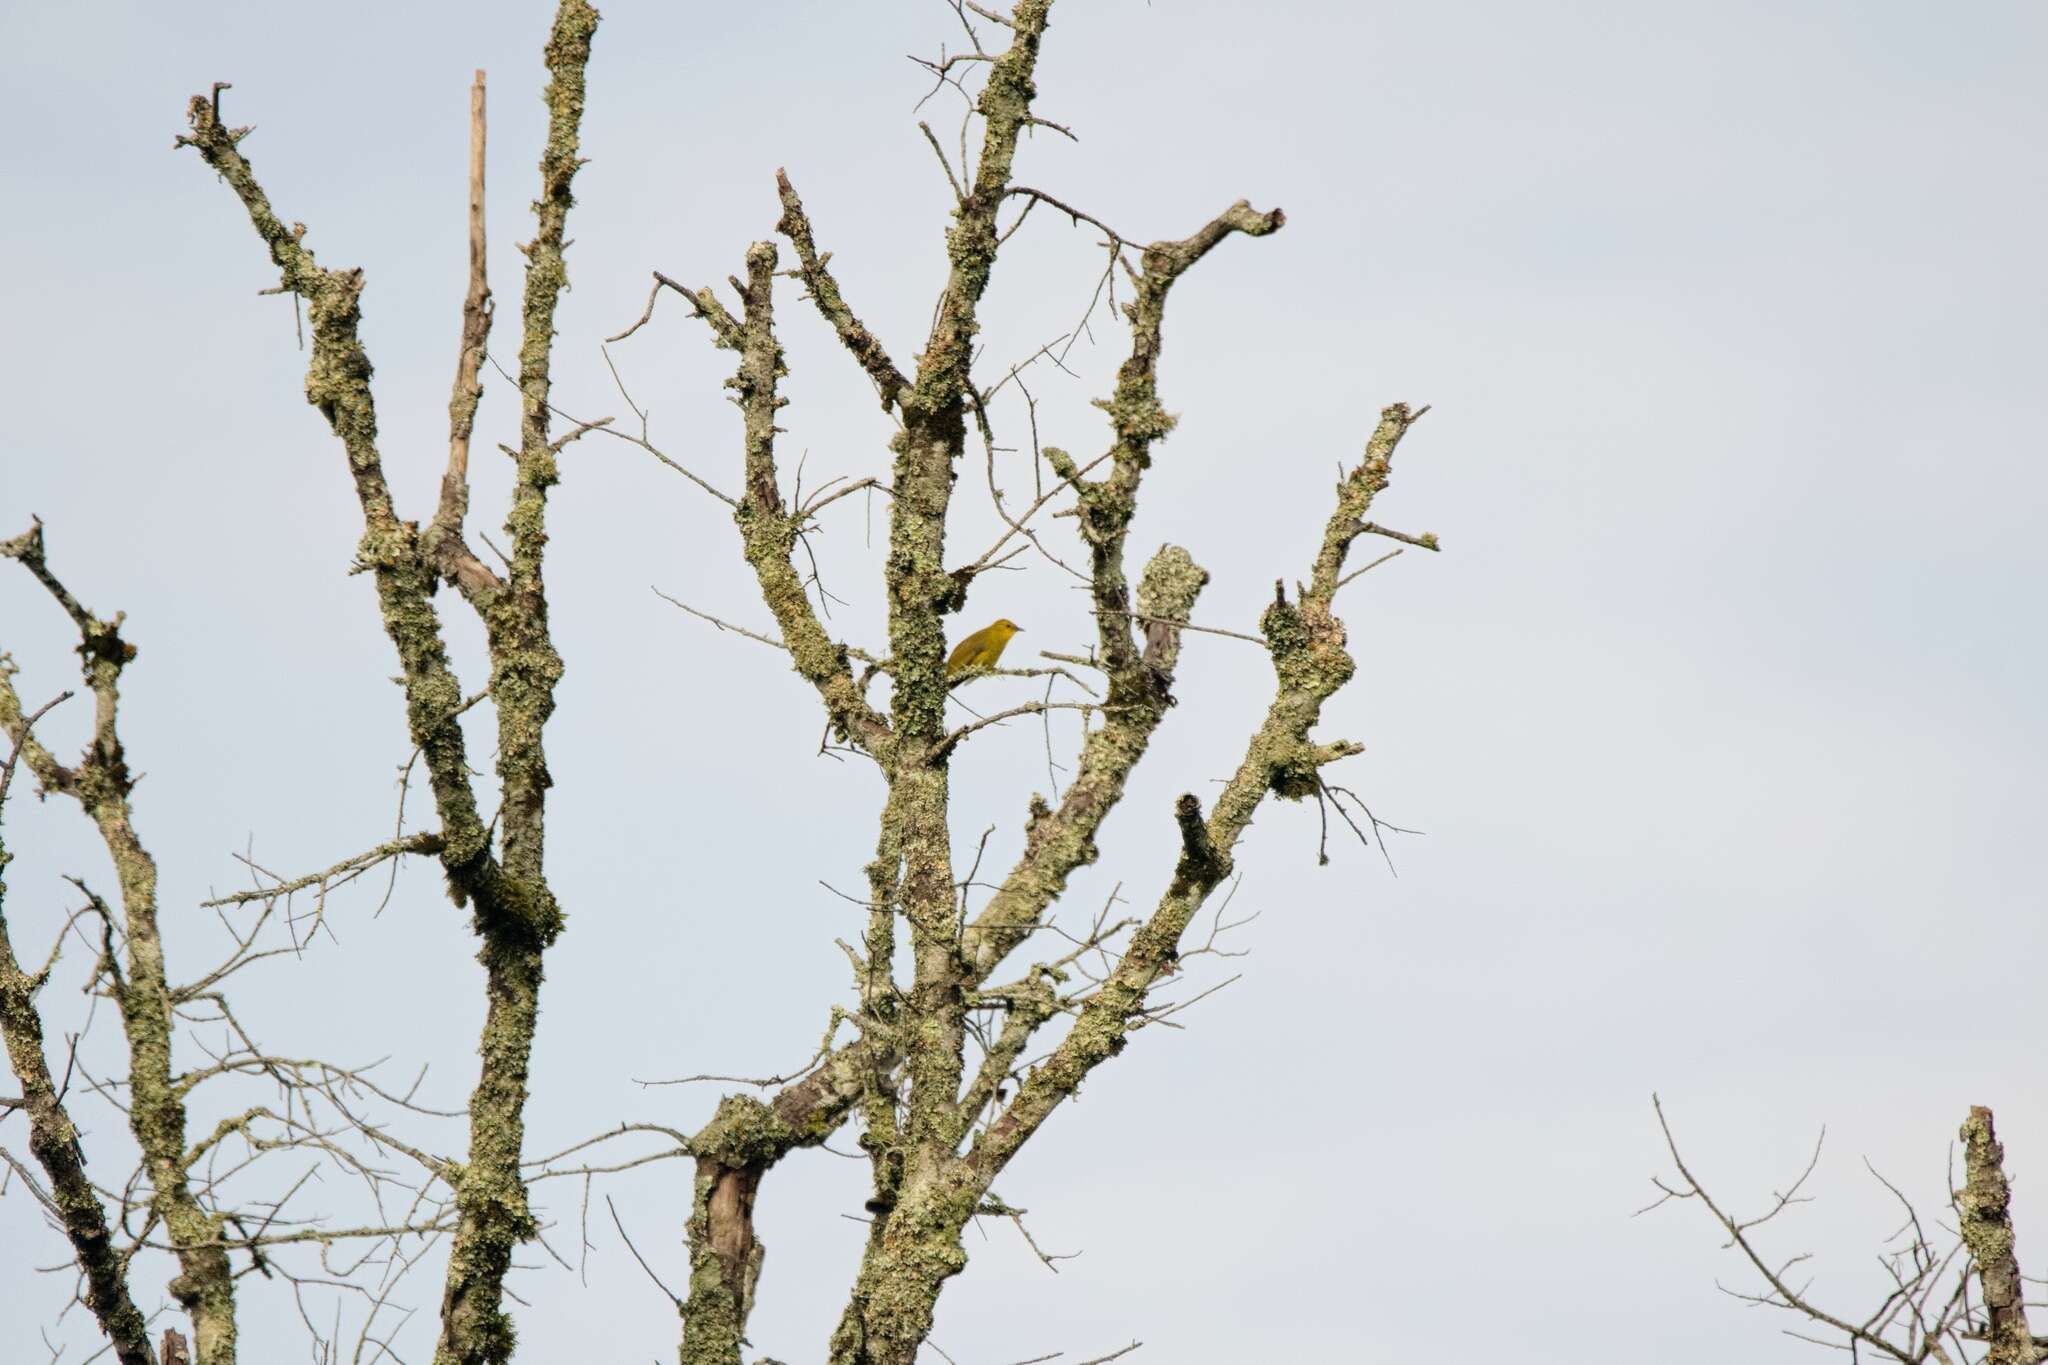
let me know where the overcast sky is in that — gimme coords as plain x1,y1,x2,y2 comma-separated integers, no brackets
4,2,2046,1361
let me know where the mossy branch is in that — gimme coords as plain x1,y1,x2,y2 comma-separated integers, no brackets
178,88,502,912
179,8,600,1362
2,526,239,1363
1961,1107,2038,1365
0,691,155,1365
775,169,909,411
960,197,1286,985
970,404,1425,1183
677,241,895,754
430,8,597,1363
647,8,1428,1363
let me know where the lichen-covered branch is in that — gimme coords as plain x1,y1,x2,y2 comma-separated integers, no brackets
634,7,1432,1362
427,12,596,1361
665,243,891,757
818,13,1057,1363
177,8,600,1361
775,170,909,412
674,44,1309,1365
962,197,1284,984
0,692,155,1365
745,243,893,751
1961,1107,2037,1365
956,970,1057,1128
176,93,502,910
674,5,1061,1349
1,522,238,1363
1059,199,1284,679
889,0,1052,727
842,392,1389,1365
947,542,1207,979
671,241,897,1363
672,240,902,1363
814,406,1420,1363
806,200,1286,1358
968,403,1422,1182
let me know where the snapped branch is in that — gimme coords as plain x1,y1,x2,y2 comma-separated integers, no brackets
424,68,504,602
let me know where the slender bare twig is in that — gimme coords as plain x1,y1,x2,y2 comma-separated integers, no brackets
1334,547,1403,592
1643,1095,1979,1364
198,834,443,910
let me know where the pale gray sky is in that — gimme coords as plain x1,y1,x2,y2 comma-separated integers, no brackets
3,2,2045,1361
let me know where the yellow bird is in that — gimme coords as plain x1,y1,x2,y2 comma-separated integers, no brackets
946,618,1024,679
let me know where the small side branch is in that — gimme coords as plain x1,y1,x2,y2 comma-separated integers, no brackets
198,832,444,910
1358,522,1439,552
776,169,909,411
651,589,789,653
679,237,894,755
944,700,1103,752
607,271,738,348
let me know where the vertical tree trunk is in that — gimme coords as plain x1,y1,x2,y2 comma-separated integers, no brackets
1961,1107,2039,1365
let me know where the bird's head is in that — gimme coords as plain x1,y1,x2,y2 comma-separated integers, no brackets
991,618,1022,639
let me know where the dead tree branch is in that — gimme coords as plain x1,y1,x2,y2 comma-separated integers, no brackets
1645,1095,1979,1364
2,521,240,1360
176,6,600,1359
1961,1107,2038,1365
0,690,155,1365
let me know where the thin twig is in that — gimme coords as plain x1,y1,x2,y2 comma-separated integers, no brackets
1094,610,1266,646
605,1197,681,1309
651,588,787,652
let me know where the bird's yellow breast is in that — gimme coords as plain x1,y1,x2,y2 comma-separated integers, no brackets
946,619,1022,677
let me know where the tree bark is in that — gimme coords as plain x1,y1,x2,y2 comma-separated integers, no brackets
1962,1106,2038,1365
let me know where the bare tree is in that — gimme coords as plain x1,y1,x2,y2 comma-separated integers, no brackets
1647,1097,2046,1365
169,6,599,1360
553,5,1433,1361
4,3,1434,1362
5,9,594,1364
